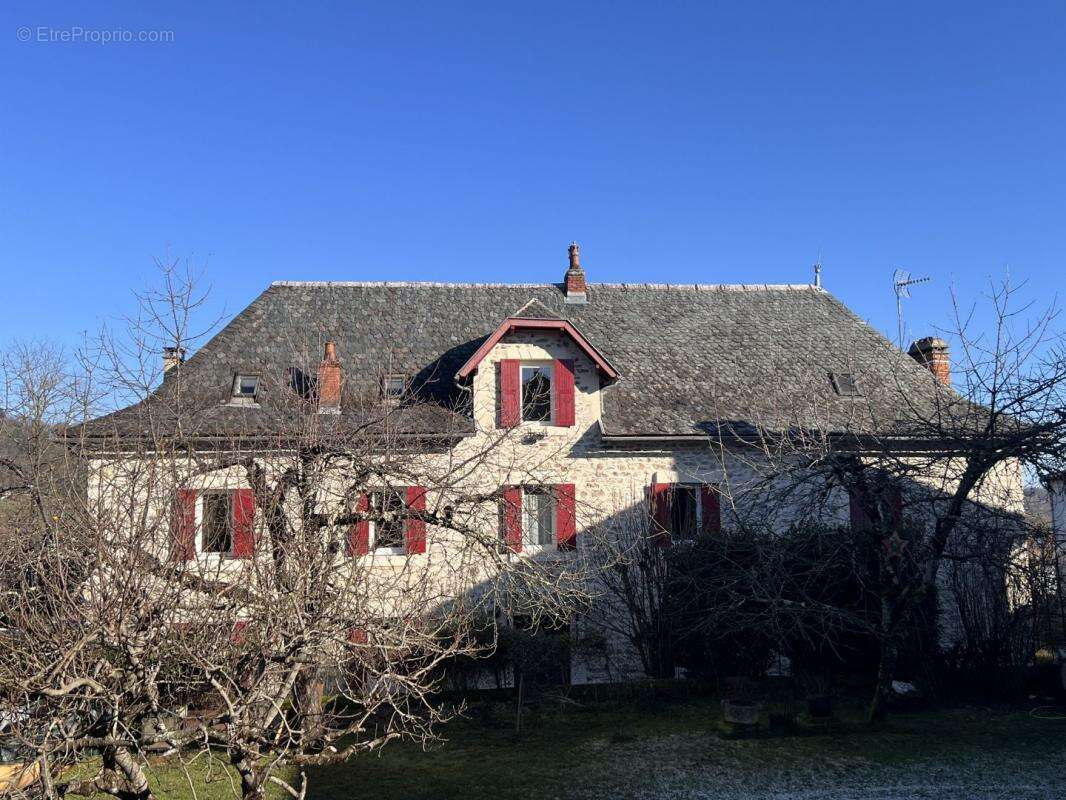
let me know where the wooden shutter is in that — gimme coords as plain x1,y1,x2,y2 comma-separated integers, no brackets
171,489,197,561
849,489,871,531
405,486,427,554
347,493,370,557
231,489,256,558
650,482,673,547
700,483,721,535
348,627,368,644
555,483,577,550
888,485,903,530
554,358,575,427
501,485,522,552
500,359,521,428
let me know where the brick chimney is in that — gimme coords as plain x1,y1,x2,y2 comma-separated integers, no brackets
564,242,587,304
318,341,341,413
162,346,185,376
908,336,950,386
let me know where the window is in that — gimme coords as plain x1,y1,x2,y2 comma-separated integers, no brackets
829,372,861,397
521,364,553,422
232,374,259,400
651,482,720,543
381,374,408,400
522,487,556,548
669,485,699,541
201,491,232,554
370,488,407,553
849,485,903,531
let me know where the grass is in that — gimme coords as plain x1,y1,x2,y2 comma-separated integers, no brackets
80,688,1066,800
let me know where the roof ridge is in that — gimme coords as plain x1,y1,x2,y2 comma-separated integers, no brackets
270,280,823,292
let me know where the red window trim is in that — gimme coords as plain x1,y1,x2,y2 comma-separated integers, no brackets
456,318,619,381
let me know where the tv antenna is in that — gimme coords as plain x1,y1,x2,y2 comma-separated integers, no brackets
893,268,931,347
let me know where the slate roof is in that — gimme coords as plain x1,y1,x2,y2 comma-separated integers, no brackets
84,280,952,442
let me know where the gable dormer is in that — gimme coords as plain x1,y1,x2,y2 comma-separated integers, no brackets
456,303,619,430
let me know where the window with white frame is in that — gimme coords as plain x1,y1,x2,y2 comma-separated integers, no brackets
369,488,406,553
381,374,407,400
521,363,553,423
200,490,233,554
231,374,259,401
522,486,556,549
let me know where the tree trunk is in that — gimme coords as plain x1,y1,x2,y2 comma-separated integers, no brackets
295,670,326,747
237,759,265,800
868,629,898,724
59,747,154,800
109,747,153,800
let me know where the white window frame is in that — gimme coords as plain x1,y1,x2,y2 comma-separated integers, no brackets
519,361,554,425
520,485,556,552
381,374,408,401
228,374,260,407
368,489,407,556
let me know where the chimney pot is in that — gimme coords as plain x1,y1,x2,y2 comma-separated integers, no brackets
564,242,588,304
908,336,950,386
318,340,341,413
163,346,185,376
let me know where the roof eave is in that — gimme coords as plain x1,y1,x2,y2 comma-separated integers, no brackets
454,317,620,382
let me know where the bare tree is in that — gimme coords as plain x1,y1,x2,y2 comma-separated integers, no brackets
0,260,590,800
580,496,674,680
722,275,1066,720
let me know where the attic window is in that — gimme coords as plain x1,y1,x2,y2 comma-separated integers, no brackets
829,372,861,397
382,374,407,400
232,374,259,400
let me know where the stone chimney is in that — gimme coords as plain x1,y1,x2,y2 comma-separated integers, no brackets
162,346,185,376
318,341,341,413
564,242,587,304
908,336,950,386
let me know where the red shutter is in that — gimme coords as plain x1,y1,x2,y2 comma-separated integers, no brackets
405,486,427,554
700,484,721,534
888,485,903,530
501,485,522,552
347,493,370,557
171,489,197,561
231,489,256,558
555,483,577,550
232,620,249,644
348,627,368,644
849,489,871,531
650,483,673,547
500,359,521,428
554,359,575,427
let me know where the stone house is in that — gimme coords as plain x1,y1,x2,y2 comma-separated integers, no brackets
83,244,1024,683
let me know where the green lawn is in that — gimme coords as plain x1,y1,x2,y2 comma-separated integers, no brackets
99,690,1066,799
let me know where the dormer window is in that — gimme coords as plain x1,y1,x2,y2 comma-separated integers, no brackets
499,359,575,428
231,374,259,403
521,364,553,422
829,372,861,397
381,374,408,401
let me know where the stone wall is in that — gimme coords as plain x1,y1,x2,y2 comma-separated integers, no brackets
88,327,1027,683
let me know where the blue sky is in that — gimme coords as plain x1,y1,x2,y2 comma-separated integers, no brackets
1,1,1063,353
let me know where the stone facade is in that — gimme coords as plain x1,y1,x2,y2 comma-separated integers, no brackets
88,324,1026,685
